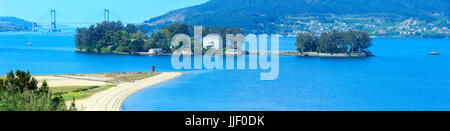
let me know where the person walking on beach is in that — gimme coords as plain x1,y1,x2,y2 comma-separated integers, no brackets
152,65,155,72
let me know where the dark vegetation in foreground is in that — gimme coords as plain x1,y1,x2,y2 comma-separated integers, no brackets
0,70,76,111
295,30,372,54
75,21,243,54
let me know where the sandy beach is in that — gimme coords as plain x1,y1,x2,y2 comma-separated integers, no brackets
69,72,182,111
34,72,182,111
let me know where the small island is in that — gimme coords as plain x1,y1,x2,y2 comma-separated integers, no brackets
75,21,374,57
294,30,374,57
75,21,243,55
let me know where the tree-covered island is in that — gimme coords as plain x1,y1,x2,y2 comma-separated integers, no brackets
75,21,243,54
295,30,374,57
76,21,373,57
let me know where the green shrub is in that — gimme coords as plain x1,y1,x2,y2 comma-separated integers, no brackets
101,47,112,54
0,70,76,111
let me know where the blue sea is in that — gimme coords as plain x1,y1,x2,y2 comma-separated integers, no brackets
0,33,449,111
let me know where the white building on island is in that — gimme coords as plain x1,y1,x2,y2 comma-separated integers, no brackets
203,34,222,50
148,48,163,54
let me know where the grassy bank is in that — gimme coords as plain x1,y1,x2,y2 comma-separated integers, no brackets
50,84,116,100
66,72,161,82
47,72,161,101
104,72,161,82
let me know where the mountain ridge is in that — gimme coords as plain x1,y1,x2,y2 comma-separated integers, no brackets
0,17,33,32
144,0,449,36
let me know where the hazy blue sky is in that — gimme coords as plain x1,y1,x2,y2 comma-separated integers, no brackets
0,0,208,24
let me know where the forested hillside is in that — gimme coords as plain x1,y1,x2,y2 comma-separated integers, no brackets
144,0,449,37
0,17,32,32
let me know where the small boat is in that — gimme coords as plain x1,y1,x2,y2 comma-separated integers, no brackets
428,52,440,55
26,35,32,46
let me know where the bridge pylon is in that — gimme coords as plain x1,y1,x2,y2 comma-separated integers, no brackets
104,9,110,21
49,9,59,32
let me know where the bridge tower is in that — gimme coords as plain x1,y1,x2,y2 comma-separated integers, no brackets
104,9,110,21
32,23,38,32
50,10,58,32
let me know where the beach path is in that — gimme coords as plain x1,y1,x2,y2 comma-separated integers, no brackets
72,72,182,111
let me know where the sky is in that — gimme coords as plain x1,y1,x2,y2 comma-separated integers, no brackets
0,0,209,24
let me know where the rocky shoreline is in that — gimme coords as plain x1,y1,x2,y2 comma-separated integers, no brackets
77,48,374,57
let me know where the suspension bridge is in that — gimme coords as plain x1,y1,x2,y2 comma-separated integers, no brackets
30,9,151,32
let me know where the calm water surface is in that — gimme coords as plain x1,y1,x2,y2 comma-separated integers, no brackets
0,33,449,111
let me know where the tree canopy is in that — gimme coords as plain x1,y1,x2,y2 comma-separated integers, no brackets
0,70,76,111
75,21,147,53
295,30,372,53
75,22,244,54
